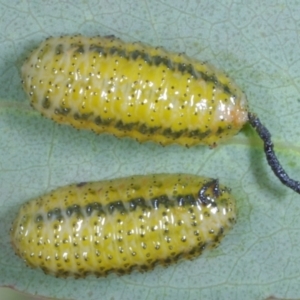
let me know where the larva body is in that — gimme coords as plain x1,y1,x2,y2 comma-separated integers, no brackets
22,35,248,146
11,174,236,277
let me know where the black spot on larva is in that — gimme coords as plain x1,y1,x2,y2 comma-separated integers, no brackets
59,270,70,278
153,55,164,66
42,97,51,109
172,253,184,262
94,116,102,125
164,257,172,265
101,118,113,126
177,194,196,206
55,44,63,55
150,259,160,268
47,208,63,220
228,217,236,224
162,128,172,137
88,202,105,216
85,204,93,216
72,204,80,214
35,215,43,222
139,264,150,272
109,47,118,55
125,265,136,274
186,64,198,78
170,129,185,139
89,45,106,56
216,126,226,135
199,242,207,251
188,129,201,138
47,211,53,219
117,49,126,58
41,266,50,275
188,246,200,257
138,124,160,135
165,58,174,70
162,128,186,139
217,226,224,238
140,52,151,63
116,268,126,275
107,201,126,214
74,45,85,54
52,208,63,219
130,50,141,60
223,85,232,95
138,124,149,134
152,55,173,70
66,204,82,217
77,182,87,187
177,63,187,73
73,112,93,120
151,195,173,209
115,120,138,131
200,72,218,85
188,129,211,139
198,179,220,206
131,50,165,67
129,197,148,211
55,107,70,116
66,206,73,216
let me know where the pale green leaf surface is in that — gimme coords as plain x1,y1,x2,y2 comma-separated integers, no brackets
1,1,300,300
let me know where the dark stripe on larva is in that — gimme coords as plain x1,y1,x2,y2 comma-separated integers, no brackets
53,110,213,141
65,40,235,97
34,193,203,223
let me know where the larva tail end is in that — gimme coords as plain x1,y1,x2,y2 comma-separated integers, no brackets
248,112,300,194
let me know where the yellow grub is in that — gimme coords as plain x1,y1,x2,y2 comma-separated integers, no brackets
21,35,248,146
10,174,236,277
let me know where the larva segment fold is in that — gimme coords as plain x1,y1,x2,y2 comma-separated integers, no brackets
10,174,236,278
21,35,248,146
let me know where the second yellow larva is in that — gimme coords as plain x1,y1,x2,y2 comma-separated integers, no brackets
21,35,248,147
10,174,236,278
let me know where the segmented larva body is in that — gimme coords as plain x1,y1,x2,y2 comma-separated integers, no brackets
22,35,248,147
11,174,236,277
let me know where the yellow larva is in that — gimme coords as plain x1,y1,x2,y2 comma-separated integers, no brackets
21,35,300,194
21,35,248,147
10,174,236,277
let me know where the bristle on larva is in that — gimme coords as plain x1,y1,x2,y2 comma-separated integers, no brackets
21,35,248,147
10,174,236,278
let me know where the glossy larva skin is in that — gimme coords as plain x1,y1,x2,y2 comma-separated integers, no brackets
11,174,236,277
22,35,248,146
